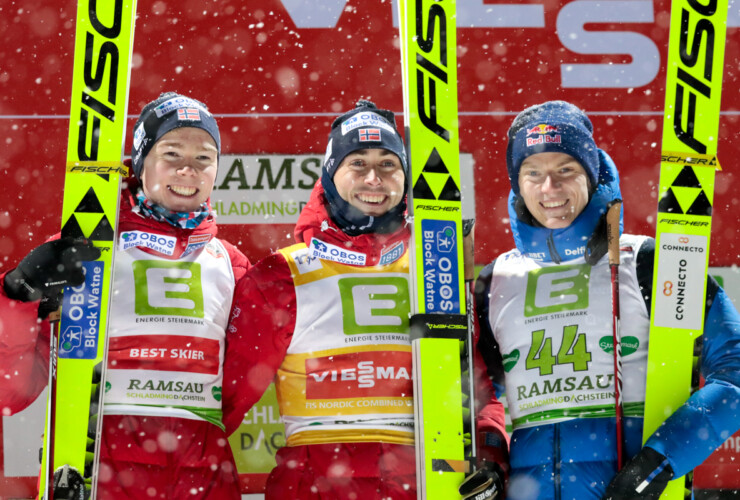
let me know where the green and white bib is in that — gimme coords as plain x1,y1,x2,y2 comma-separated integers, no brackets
103,238,235,429
489,234,650,429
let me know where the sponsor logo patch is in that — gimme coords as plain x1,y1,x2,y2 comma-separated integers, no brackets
379,241,404,266
421,220,460,313
107,335,220,374
154,96,210,118
526,123,561,147
205,241,226,258
120,230,177,256
338,276,410,334
132,260,205,318
341,111,396,135
653,232,707,329
524,264,590,317
133,123,146,150
526,124,559,135
59,262,105,360
182,233,212,257
305,351,412,399
291,247,322,274
309,238,367,266
502,349,520,372
598,336,640,356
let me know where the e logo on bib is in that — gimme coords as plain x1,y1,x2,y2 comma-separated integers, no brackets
525,264,590,317
338,276,410,335
133,260,205,317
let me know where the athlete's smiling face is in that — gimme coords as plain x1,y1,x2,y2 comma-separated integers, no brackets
333,148,405,216
518,152,591,229
140,127,218,212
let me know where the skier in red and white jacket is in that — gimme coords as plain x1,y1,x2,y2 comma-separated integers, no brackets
0,92,250,499
223,100,509,499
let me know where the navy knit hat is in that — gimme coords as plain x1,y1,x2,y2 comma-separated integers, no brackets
320,100,407,236
322,100,407,178
131,92,221,179
506,101,599,196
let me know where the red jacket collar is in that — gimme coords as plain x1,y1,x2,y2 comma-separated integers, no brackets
294,181,410,266
118,180,218,259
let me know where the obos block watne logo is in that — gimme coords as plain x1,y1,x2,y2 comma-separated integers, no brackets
60,261,105,359
421,220,460,313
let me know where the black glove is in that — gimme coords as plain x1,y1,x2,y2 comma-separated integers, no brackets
3,238,100,303
52,464,86,500
459,462,503,500
602,447,674,500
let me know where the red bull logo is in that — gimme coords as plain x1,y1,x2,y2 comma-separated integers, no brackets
526,124,559,135
526,123,561,146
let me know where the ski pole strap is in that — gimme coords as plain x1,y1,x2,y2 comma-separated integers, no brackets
410,314,468,341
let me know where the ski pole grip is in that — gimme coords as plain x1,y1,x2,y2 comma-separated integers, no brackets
410,314,468,341
606,201,622,266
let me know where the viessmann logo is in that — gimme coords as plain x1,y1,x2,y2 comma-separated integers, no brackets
305,351,411,399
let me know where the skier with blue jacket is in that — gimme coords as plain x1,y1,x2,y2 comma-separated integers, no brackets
474,100,740,499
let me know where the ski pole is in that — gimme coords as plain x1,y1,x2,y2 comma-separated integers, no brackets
46,321,59,500
463,220,478,467
606,201,624,469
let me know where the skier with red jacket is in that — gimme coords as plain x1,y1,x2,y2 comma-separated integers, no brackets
224,100,509,499
0,92,249,499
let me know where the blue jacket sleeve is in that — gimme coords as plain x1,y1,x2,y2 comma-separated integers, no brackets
645,277,740,476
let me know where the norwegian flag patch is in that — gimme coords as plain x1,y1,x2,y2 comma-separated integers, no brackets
358,128,381,142
177,108,201,121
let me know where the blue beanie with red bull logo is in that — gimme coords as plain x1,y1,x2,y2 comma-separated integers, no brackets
506,100,599,196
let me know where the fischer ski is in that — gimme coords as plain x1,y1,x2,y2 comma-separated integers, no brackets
39,1,137,498
642,0,728,497
397,0,473,498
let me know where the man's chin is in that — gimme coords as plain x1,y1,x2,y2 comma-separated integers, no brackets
351,203,387,217
163,202,201,213
542,217,573,229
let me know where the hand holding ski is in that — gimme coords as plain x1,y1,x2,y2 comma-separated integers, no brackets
3,238,100,303
458,462,503,500
602,447,674,500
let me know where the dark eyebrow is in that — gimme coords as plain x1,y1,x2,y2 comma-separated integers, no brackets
558,159,581,167
346,149,397,157
346,149,370,157
521,157,581,170
156,139,217,152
